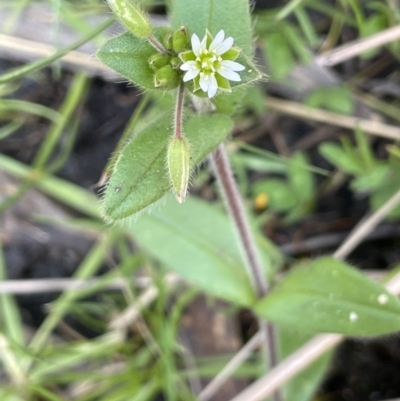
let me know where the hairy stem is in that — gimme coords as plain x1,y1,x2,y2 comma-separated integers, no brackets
211,145,268,296
148,34,169,55
210,144,280,401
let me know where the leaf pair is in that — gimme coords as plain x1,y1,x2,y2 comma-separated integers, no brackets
102,113,233,220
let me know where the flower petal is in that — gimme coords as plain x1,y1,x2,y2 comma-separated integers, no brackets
199,73,210,92
180,60,197,71
183,68,200,82
207,74,218,98
209,30,225,52
215,37,234,56
191,34,201,57
220,60,245,71
216,67,241,81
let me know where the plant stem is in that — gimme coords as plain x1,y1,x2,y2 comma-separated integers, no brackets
174,83,185,139
211,145,268,296
148,34,169,55
210,144,281,401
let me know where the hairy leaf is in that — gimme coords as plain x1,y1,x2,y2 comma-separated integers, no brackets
97,27,172,90
103,113,233,220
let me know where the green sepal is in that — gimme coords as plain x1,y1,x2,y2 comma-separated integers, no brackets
97,27,171,90
179,50,196,62
161,31,174,50
148,53,171,71
192,75,202,93
172,27,190,53
170,57,182,70
222,46,241,60
205,29,213,47
154,65,181,89
103,113,233,220
215,75,232,93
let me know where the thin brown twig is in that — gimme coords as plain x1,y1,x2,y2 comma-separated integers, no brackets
316,24,400,67
266,97,400,141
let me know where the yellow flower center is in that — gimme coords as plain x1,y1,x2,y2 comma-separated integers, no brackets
196,53,223,75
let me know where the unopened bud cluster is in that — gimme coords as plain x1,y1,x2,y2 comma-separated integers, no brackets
150,27,190,89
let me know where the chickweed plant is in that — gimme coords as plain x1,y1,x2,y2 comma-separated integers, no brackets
1,0,400,400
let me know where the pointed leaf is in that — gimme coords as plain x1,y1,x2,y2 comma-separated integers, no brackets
319,142,364,174
278,326,333,401
230,53,263,89
103,113,233,220
254,257,400,336
97,28,172,90
263,32,295,81
126,197,257,306
287,152,314,203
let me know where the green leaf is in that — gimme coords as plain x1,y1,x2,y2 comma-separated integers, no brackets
170,0,253,57
287,152,314,203
360,14,387,59
213,87,247,115
263,32,295,81
305,86,354,114
103,113,233,220
97,27,172,90
319,142,363,174
371,181,400,219
254,257,400,336
350,164,390,191
126,197,257,306
278,326,333,401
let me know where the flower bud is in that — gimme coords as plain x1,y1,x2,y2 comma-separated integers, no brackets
162,33,173,50
167,137,191,203
170,56,181,70
107,0,152,38
172,27,190,53
148,53,171,71
153,65,180,89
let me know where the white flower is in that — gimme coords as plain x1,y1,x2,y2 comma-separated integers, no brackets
179,30,245,98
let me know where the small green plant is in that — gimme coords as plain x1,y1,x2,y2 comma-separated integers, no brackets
252,151,316,222
320,130,400,218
